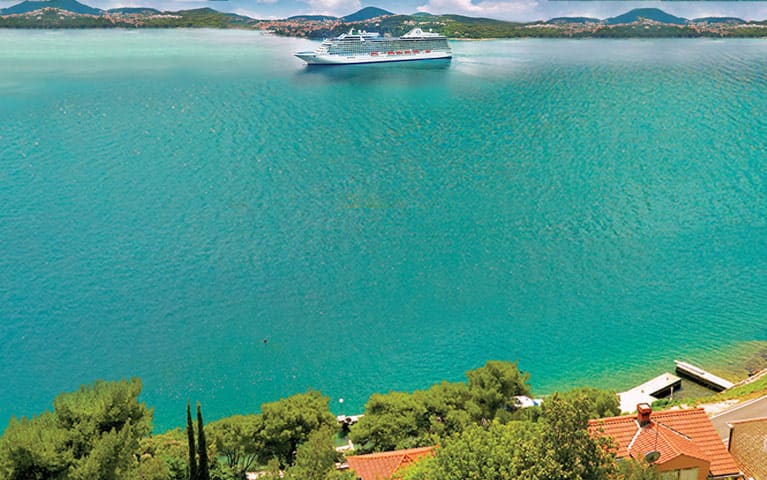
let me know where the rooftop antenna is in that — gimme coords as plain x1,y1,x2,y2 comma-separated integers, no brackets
644,420,661,464
644,450,661,464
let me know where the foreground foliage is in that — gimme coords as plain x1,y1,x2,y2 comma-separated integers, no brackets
350,361,533,452
398,393,617,480
0,362,634,480
0,378,151,480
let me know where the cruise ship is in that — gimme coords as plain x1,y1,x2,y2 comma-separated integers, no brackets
295,28,452,65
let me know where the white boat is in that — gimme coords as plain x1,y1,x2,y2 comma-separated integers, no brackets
295,28,452,65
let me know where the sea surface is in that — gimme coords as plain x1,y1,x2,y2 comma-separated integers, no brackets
1,30,766,432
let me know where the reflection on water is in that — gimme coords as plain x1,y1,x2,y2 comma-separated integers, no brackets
294,58,452,86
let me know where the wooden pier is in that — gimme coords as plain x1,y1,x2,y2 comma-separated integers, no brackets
618,372,682,413
674,360,734,392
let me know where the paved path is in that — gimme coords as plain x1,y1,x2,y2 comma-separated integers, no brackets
710,395,767,444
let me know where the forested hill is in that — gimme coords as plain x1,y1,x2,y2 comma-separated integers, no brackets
1,0,101,15
1,1,766,38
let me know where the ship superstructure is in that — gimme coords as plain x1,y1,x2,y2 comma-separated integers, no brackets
295,28,452,65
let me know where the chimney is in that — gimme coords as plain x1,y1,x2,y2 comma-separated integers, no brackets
637,403,652,426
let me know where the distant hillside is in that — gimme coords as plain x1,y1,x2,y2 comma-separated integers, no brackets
547,16,601,24
692,16,745,24
1,0,102,15
170,7,253,23
287,14,337,21
440,13,517,25
107,7,160,14
2,0,767,38
342,6,391,22
606,8,687,25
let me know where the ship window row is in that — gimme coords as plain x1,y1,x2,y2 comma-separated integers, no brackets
328,39,448,55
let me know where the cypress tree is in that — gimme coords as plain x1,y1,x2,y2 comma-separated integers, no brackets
197,402,210,480
187,401,198,480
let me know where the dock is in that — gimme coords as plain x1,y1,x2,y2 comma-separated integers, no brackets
674,360,734,392
618,372,682,413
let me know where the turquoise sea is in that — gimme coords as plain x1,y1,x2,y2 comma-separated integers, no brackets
2,30,767,432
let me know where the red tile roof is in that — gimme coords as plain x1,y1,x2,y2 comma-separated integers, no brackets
589,408,741,477
346,446,436,480
628,421,708,466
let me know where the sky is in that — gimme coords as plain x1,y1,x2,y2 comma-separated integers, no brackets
4,0,767,22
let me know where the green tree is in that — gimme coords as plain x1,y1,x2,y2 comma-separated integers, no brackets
560,387,621,419
284,427,339,480
207,415,261,477
351,361,531,453
0,412,72,480
349,391,428,453
398,422,539,480
0,378,152,480
257,390,337,467
197,404,210,480
135,429,188,480
400,394,617,480
528,393,615,480
325,470,358,480
616,459,661,480
68,424,141,480
466,360,531,422
261,458,282,480
187,403,198,480
414,382,474,440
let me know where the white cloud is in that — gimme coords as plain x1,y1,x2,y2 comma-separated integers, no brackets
416,0,540,20
304,0,361,16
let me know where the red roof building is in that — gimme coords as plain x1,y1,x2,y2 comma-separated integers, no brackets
345,446,436,480
589,403,743,480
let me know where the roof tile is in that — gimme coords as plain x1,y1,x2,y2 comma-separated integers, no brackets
346,446,436,480
589,408,741,477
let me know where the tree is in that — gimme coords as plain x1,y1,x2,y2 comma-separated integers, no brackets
616,459,661,480
197,404,210,480
399,394,617,480
326,470,358,480
398,422,539,480
351,361,532,453
527,393,615,480
0,412,72,480
206,415,261,477
0,379,152,480
187,403,198,480
134,429,189,480
466,360,531,422
257,390,337,467
560,388,621,419
261,458,282,480
414,382,474,440
349,391,428,453
284,427,339,480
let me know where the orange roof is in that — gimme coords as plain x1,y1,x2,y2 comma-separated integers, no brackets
628,421,708,466
346,446,436,480
589,408,741,477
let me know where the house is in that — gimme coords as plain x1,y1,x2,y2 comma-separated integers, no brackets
345,446,436,480
727,417,767,480
589,403,743,480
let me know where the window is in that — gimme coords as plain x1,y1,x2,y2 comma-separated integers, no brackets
659,468,699,480
679,468,698,480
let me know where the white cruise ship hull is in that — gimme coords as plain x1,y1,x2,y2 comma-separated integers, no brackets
295,49,452,65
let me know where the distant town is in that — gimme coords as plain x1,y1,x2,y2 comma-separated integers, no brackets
2,1,767,38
